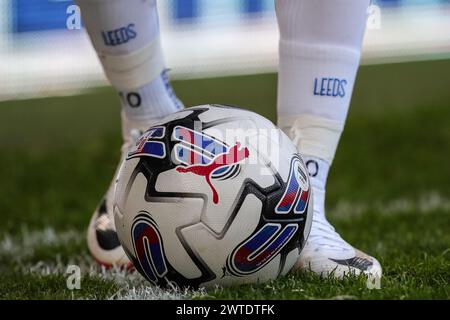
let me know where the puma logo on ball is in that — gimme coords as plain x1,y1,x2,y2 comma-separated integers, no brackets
176,142,250,204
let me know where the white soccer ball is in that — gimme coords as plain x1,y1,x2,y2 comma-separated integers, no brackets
113,105,312,288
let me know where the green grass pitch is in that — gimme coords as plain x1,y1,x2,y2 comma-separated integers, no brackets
0,60,449,299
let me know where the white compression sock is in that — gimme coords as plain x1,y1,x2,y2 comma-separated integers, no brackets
276,0,369,193
303,155,329,216
77,0,182,125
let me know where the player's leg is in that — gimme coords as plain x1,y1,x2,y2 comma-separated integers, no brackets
76,0,182,266
276,0,382,277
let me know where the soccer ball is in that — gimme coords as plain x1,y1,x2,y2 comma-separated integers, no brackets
113,105,313,288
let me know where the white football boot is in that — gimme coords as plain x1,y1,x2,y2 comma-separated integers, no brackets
87,112,152,268
294,157,382,279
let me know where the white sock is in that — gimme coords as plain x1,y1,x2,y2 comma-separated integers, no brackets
303,156,329,218
76,0,182,126
275,0,369,215
276,0,369,163
118,69,183,121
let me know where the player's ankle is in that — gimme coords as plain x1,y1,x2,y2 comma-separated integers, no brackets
119,70,183,124
302,155,329,217
302,156,329,191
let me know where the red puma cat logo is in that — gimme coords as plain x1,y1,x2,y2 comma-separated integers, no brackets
176,142,250,204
